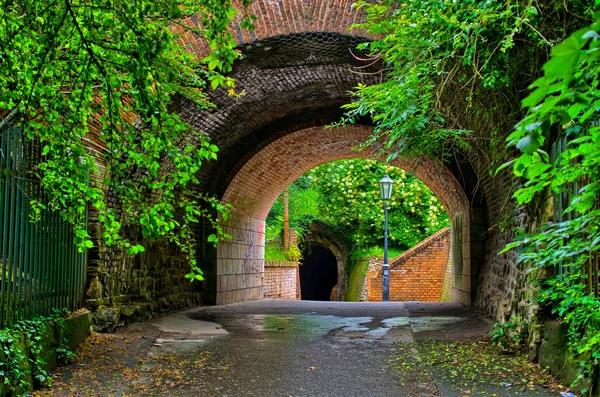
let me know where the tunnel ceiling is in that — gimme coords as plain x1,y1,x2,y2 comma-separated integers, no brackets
175,33,379,196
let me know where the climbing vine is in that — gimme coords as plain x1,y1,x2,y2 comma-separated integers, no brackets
339,0,590,165
502,13,600,391
0,1,255,280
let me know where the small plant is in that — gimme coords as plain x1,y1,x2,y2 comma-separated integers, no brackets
0,309,75,394
286,244,303,261
489,317,527,352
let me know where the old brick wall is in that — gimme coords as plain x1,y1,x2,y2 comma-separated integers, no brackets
264,261,299,300
367,228,451,302
176,0,369,60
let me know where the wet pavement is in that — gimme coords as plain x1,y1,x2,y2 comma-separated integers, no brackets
36,300,562,397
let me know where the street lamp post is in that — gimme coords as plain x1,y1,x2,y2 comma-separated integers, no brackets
379,175,394,302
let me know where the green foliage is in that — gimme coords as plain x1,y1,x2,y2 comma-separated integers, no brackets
264,245,288,262
0,309,74,394
266,175,321,242
0,0,254,279
502,12,600,391
490,317,527,351
338,0,590,164
266,159,448,262
286,244,302,262
264,244,303,262
310,159,448,251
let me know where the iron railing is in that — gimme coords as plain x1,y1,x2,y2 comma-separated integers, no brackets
0,120,87,328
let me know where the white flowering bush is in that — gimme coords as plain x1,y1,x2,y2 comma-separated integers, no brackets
309,159,449,251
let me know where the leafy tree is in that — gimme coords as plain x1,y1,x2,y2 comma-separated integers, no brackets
266,159,449,258
309,159,448,252
266,175,321,242
337,0,591,163
0,0,254,280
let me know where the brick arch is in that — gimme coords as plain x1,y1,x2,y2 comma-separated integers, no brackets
174,2,380,197
300,234,346,301
216,124,472,306
178,0,368,59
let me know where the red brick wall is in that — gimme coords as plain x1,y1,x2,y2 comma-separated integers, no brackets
264,261,299,300
367,228,451,302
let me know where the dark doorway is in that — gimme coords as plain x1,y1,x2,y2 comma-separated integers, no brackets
299,243,338,301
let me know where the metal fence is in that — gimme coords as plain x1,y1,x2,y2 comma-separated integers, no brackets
0,120,87,329
551,136,599,297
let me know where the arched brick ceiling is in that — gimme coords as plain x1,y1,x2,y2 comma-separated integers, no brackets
222,125,469,222
175,31,380,195
172,1,379,196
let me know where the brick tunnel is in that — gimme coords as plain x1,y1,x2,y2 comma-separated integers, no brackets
214,125,471,305
299,242,339,301
88,0,519,325
170,0,497,311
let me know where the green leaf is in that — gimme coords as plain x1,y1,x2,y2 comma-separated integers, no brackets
516,135,540,154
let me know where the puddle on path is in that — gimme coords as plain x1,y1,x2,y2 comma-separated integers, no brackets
188,312,414,343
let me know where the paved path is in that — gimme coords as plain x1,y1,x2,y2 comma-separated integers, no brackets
37,300,562,397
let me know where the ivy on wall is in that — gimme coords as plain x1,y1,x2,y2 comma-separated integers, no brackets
502,13,600,390
0,309,75,395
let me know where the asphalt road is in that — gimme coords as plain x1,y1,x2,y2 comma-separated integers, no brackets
37,300,561,397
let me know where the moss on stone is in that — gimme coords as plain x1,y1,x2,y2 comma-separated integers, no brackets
538,320,600,396
346,257,370,302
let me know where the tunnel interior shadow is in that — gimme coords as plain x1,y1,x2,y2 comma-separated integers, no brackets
299,243,338,301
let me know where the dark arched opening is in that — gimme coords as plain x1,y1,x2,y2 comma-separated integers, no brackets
300,243,338,301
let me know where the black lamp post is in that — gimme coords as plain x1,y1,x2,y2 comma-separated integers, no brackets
379,175,394,302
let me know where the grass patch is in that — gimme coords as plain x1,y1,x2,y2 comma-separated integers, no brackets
355,246,404,260
264,245,288,261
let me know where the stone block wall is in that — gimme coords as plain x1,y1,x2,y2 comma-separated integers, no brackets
367,228,451,302
85,166,206,331
473,165,529,323
216,216,265,305
264,261,299,300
